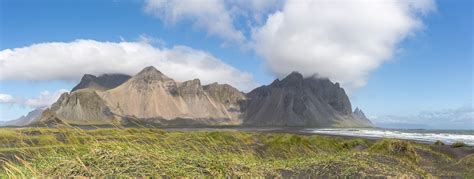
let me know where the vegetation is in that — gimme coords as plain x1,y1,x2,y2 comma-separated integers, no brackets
452,141,468,148
434,140,445,145
0,128,472,177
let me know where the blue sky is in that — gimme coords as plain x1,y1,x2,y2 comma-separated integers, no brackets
0,0,472,129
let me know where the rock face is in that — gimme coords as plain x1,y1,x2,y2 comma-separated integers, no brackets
39,90,116,125
353,107,373,125
242,72,372,127
203,83,247,120
37,66,372,127
71,74,131,92
0,107,46,126
40,66,246,126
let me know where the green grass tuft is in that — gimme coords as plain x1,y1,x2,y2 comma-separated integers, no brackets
451,141,468,148
0,128,471,177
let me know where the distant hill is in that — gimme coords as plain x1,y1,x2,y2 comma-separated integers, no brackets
30,66,372,127
1,107,46,126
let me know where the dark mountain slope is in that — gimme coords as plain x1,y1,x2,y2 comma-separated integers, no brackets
35,67,372,128
71,74,131,92
243,72,372,127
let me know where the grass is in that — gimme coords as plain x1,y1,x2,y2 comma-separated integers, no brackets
434,140,445,145
0,127,472,177
452,141,468,148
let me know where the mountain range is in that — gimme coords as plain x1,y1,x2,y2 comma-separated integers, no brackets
2,66,372,127
0,107,46,126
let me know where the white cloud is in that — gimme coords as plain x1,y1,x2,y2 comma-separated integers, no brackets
144,0,282,43
227,0,283,25
252,0,435,91
145,0,246,43
143,0,435,91
137,34,167,47
0,94,14,104
24,89,68,108
0,90,67,109
0,39,257,91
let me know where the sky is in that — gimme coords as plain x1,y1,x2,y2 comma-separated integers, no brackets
0,0,472,129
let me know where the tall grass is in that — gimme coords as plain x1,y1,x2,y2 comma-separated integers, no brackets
0,127,471,177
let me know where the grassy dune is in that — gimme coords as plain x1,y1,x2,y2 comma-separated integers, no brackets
0,128,473,177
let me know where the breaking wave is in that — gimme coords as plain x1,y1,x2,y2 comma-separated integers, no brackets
306,128,474,146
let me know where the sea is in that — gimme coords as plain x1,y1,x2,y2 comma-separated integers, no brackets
304,128,474,146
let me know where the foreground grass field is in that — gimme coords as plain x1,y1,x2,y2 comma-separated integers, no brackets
0,127,473,177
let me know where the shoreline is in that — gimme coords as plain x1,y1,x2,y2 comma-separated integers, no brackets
1,125,473,146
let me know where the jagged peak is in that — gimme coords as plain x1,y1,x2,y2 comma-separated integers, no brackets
80,74,97,80
137,66,163,75
203,82,242,93
204,82,233,88
133,66,171,81
181,79,201,87
97,73,129,78
353,107,367,117
283,71,303,81
274,71,304,87
72,73,131,92
270,79,280,86
206,82,219,86
354,107,361,113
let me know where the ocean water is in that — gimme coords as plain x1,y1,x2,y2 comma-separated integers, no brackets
305,128,474,146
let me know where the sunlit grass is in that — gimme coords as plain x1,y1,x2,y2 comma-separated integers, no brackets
0,127,472,177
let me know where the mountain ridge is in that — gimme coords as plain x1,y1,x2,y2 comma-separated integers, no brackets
242,72,368,127
23,66,372,127
71,73,131,92
1,107,46,126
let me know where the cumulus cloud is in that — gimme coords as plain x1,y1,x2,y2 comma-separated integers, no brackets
24,89,68,108
143,0,435,90
145,0,246,43
0,90,66,108
0,94,14,104
0,39,257,91
252,0,435,90
144,0,281,43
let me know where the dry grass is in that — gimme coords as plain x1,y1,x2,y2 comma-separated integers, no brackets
0,127,472,177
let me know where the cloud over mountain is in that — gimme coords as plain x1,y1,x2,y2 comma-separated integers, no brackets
0,40,257,91
144,0,435,90
252,0,435,90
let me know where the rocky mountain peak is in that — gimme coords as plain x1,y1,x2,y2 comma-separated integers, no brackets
287,71,304,79
353,107,366,118
137,66,162,75
134,66,170,81
82,74,96,80
129,67,174,90
352,107,372,126
203,82,246,103
279,71,304,86
72,73,131,92
181,79,201,87
37,67,372,128
354,107,361,113
71,74,96,91
178,79,204,95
